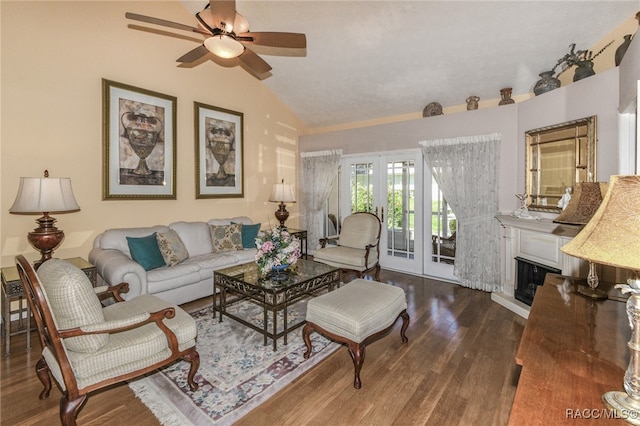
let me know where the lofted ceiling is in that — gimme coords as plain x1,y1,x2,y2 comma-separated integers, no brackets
180,1,639,130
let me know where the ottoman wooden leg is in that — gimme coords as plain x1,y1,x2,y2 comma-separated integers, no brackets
347,341,366,389
400,310,409,343
302,322,315,359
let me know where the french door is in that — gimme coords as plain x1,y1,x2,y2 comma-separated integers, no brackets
340,151,423,275
334,150,457,281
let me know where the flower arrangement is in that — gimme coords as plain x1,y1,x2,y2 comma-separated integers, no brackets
254,227,301,275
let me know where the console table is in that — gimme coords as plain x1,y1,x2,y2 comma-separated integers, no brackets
1,257,96,356
509,273,630,424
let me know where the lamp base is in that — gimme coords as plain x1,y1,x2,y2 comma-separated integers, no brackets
603,391,640,424
28,214,65,267
274,202,289,229
577,285,608,301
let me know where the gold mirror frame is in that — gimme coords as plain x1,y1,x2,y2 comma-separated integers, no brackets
525,116,597,213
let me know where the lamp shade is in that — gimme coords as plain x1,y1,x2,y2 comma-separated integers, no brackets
204,35,245,59
560,175,640,271
553,182,608,225
9,177,80,214
269,181,296,203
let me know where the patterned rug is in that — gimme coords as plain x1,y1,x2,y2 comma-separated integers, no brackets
128,298,339,425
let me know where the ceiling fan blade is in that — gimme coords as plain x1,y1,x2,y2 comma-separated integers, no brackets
176,45,210,63
238,32,306,49
125,12,210,36
210,0,236,31
239,48,272,75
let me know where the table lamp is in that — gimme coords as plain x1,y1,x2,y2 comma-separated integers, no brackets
9,170,80,267
554,181,609,300
560,175,640,421
269,179,296,229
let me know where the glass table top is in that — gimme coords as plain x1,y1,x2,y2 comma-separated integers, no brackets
215,259,338,291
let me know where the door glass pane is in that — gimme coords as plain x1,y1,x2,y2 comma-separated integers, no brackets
431,181,456,264
386,160,415,260
350,162,374,213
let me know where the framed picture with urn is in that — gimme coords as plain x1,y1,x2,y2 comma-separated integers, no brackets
194,102,244,198
102,79,177,200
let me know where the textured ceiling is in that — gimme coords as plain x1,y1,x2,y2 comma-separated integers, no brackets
181,1,639,129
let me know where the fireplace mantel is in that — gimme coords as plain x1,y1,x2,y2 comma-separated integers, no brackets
492,214,587,318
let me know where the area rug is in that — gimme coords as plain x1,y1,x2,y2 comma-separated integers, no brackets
128,298,339,425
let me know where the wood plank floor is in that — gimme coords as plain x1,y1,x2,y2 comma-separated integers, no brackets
0,269,526,425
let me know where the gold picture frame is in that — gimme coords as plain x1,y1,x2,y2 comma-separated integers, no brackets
194,101,244,198
102,79,177,200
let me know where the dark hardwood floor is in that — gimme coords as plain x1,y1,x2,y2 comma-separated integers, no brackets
0,269,526,425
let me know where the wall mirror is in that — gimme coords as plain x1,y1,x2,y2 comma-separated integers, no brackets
525,116,597,212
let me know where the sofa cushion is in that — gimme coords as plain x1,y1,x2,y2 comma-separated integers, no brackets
232,221,261,248
127,233,166,271
37,259,109,353
156,230,189,266
210,223,243,253
169,221,212,257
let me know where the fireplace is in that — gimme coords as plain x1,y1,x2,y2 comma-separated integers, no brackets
515,257,561,306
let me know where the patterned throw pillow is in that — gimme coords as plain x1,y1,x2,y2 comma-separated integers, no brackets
210,223,243,253
156,230,189,266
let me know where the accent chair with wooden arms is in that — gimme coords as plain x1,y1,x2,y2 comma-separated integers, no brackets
313,212,382,281
15,255,200,426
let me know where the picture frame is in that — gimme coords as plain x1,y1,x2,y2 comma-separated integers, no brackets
102,79,177,200
195,101,244,198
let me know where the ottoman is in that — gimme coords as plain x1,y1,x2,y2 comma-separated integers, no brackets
302,278,409,388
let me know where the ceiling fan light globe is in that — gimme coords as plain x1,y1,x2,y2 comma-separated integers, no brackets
204,35,244,59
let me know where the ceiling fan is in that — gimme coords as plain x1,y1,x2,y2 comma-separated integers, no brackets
125,0,306,77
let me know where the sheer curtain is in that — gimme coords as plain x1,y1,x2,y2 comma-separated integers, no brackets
419,133,502,292
300,150,342,252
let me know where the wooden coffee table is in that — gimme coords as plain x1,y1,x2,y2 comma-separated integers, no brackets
213,259,340,350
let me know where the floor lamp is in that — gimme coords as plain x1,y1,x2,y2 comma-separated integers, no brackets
560,175,640,423
9,170,80,268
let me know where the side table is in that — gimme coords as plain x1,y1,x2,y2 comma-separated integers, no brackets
1,257,96,356
288,229,308,259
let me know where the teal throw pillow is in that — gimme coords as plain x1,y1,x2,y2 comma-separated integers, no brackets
232,222,261,248
126,233,165,271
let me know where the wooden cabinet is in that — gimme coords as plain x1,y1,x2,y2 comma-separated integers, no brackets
509,273,630,424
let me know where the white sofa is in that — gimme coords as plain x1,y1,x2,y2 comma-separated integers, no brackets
89,216,257,305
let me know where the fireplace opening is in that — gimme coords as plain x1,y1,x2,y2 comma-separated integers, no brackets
515,257,561,306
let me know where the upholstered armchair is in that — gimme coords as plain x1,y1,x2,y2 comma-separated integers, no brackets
313,212,381,281
15,256,200,426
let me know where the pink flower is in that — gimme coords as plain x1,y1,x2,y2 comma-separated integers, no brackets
261,241,275,252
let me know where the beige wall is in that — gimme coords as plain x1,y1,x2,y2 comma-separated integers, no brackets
1,1,306,268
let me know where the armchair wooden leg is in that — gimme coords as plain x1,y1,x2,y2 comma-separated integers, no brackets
60,394,86,426
374,264,381,281
184,348,200,391
36,357,52,400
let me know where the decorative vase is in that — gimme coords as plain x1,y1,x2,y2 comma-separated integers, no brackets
615,34,633,66
466,96,479,110
498,88,515,106
423,102,443,117
533,71,560,96
270,264,289,281
573,60,595,82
